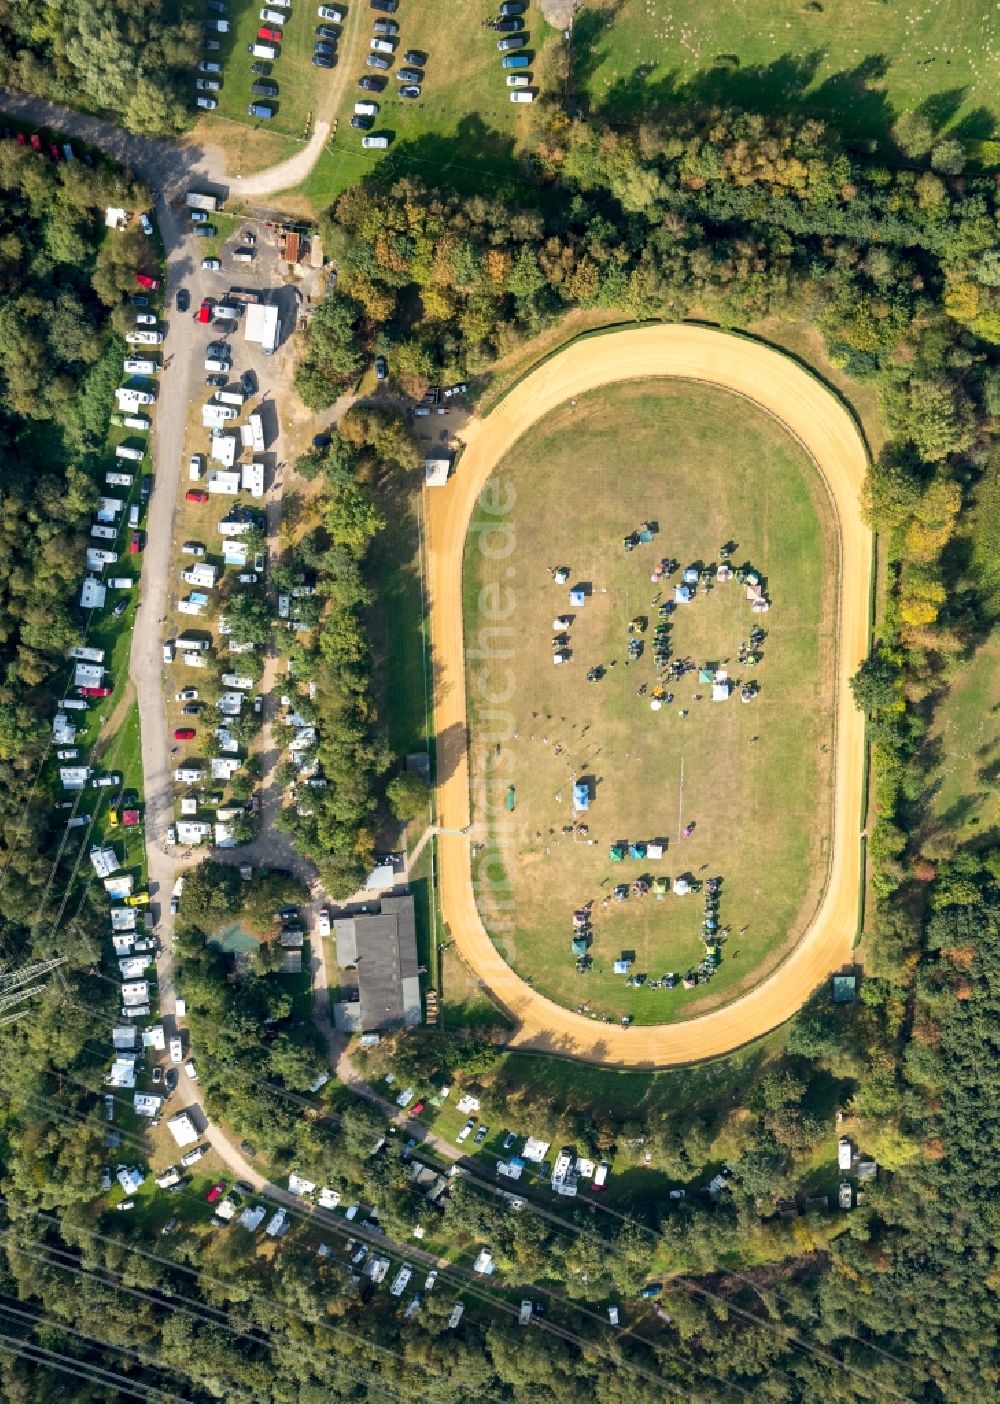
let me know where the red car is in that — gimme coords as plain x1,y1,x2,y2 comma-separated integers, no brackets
205,1182,226,1204
15,132,25,146
258,26,281,40
79,686,112,698
196,301,212,325
185,489,208,504
408,1102,425,1118
174,728,196,741
29,133,41,152
136,272,160,291
129,531,142,555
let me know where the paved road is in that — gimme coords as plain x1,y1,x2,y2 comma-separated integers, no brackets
427,323,872,1067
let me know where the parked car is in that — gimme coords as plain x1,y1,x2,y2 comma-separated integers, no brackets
196,78,221,91
373,18,398,34
351,114,372,129
201,257,221,271
181,704,200,716
129,531,142,554
181,542,205,557
408,1102,425,1118
498,33,527,50
506,73,530,86
248,103,275,119
174,728,196,741
362,132,389,145
500,0,526,13
170,896,180,915
195,96,218,110
206,1182,226,1203
370,37,394,53
164,1068,178,1092
366,54,390,69
315,42,336,55
206,373,226,388
494,16,522,30
403,49,424,64
186,490,209,504
181,1145,207,1167
251,61,272,74
317,3,344,16
399,85,420,98
355,100,379,116
176,688,199,701
510,89,535,102
198,60,222,73
316,24,339,38
152,1065,163,1084
358,75,383,90
473,1124,489,1145
258,26,282,40
139,211,154,235
375,355,388,381
251,81,278,97
185,1061,198,1080
240,369,256,396
312,53,335,66
396,67,422,82
371,0,397,10
176,289,190,313
503,1131,517,1150
501,53,531,69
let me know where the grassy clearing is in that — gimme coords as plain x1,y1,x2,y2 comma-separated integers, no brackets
575,0,1000,145
202,0,323,144
465,379,838,1025
928,634,1000,838
299,0,560,206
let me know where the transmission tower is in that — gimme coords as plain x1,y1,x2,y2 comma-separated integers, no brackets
0,957,67,1028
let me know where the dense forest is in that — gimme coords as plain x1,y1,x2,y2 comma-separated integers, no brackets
0,0,198,135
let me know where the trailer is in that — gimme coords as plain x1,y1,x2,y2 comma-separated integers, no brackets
186,190,221,213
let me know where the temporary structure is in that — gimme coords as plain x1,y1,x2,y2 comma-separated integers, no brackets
672,877,691,896
608,845,626,862
572,782,590,812
568,588,586,607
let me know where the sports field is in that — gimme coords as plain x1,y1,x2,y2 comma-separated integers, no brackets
576,0,1000,143
463,379,838,1025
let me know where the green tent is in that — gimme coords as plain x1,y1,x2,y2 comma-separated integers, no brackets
609,845,626,862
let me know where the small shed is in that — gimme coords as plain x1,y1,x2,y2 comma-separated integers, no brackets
572,781,590,812
424,457,451,487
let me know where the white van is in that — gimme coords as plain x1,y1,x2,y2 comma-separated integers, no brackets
361,135,389,149
128,505,140,528
115,444,144,461
123,358,156,375
189,454,205,481
510,90,535,103
204,356,230,373
122,415,151,431
176,637,211,652
250,42,277,58
260,8,286,22
355,101,379,117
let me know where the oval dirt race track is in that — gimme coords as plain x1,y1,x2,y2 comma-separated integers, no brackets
426,324,871,1067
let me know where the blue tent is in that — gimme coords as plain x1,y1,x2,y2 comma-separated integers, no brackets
569,588,586,607
629,842,647,860
573,782,590,811
571,935,589,956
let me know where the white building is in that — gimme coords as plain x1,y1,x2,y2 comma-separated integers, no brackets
86,547,117,570
118,956,147,980
214,822,236,848
241,459,264,498
176,820,212,845
211,757,241,781
240,1204,267,1232
90,846,119,879
104,874,134,898
80,576,107,610
52,713,76,745
60,766,91,790
522,1137,550,1163
424,457,451,487
142,1024,166,1051
106,1056,137,1088
121,980,149,1008
287,1172,317,1197
181,562,219,589
74,662,105,689
112,1025,137,1050
167,1112,199,1148
218,691,244,716
210,432,238,468
111,907,137,931
133,1093,162,1118
245,302,279,355
208,469,241,495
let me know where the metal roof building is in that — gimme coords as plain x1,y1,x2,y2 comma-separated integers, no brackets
333,894,421,1033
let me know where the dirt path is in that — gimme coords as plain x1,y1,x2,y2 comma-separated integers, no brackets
426,324,871,1068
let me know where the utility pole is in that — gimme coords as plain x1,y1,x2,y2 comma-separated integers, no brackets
0,957,68,1028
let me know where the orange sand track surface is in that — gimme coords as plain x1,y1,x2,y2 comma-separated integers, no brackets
426,325,871,1066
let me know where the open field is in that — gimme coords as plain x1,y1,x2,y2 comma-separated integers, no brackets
427,323,870,1065
574,0,1000,144
927,635,1000,838
465,380,837,1024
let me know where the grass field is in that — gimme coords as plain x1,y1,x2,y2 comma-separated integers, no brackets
927,634,1000,838
297,0,559,207
465,379,838,1025
574,0,1000,144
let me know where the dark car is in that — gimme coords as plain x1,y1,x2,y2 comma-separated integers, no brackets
206,373,227,387
371,0,398,10
473,1124,489,1145
316,24,339,38
366,53,390,69
240,369,256,396
375,355,387,381
251,81,278,97
175,288,190,312
164,1068,178,1092
312,433,331,449
315,40,335,53
312,54,335,66
396,67,421,82
112,599,127,618
500,0,525,12
373,17,398,33
403,49,425,64
495,17,522,30
350,114,373,130
131,294,150,308
399,85,420,99
358,75,384,90
251,61,272,75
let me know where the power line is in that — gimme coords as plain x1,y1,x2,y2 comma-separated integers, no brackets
0,1324,186,1404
